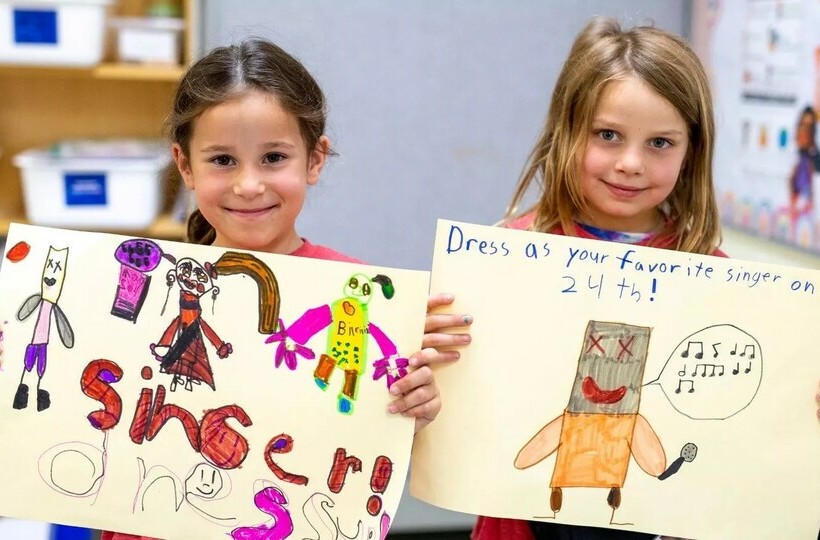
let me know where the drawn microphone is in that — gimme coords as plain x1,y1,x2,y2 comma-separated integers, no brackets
659,442,698,480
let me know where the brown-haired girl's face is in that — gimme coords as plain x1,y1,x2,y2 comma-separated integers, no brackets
579,76,689,233
172,89,329,254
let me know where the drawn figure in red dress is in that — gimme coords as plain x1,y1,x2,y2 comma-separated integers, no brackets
151,256,232,392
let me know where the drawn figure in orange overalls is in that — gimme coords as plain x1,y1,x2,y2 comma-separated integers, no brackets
515,321,666,523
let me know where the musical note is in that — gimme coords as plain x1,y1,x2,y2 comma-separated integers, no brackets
744,362,752,374
678,364,687,377
693,363,723,377
740,344,755,359
681,341,703,359
732,362,739,375
675,379,695,394
730,343,737,355
711,342,721,358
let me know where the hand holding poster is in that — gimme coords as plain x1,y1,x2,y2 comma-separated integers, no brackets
0,223,429,539
411,220,820,540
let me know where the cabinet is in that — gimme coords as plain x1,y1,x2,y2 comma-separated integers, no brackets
0,0,199,239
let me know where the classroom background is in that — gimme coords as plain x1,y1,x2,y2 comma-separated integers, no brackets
0,1,817,539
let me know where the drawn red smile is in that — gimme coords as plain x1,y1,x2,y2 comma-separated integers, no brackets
582,376,627,404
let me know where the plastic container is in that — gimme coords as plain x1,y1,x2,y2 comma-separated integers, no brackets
0,0,112,66
110,16,184,65
13,140,170,230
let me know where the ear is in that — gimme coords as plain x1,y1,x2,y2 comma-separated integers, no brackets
307,135,330,186
172,143,195,190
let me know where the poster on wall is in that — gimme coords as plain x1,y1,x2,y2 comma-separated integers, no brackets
0,224,428,539
692,0,820,251
410,220,820,539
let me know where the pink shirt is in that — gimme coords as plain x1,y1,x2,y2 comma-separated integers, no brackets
101,238,358,540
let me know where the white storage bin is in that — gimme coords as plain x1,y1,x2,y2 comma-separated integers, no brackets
0,0,112,66
111,16,184,65
13,140,170,230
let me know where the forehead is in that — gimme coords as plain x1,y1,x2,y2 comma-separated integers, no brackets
594,76,686,132
190,89,303,149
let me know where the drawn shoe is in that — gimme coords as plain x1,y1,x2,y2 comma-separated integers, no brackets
337,396,353,414
37,389,50,412
314,377,328,390
12,383,28,409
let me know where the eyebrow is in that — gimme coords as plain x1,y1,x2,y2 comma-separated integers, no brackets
591,119,685,138
199,141,297,153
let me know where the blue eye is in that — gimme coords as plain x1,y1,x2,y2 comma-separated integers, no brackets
650,138,671,149
598,130,617,141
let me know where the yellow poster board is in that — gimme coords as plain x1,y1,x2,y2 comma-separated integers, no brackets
411,219,820,539
0,223,428,539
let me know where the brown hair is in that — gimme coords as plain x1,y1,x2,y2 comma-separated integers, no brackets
166,38,330,244
503,18,720,254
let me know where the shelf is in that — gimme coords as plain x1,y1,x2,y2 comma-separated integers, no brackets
0,62,184,82
0,212,186,241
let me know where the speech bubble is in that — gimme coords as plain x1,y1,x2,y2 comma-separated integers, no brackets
646,324,762,420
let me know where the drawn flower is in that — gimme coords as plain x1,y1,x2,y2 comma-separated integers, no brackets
264,319,315,370
372,356,410,388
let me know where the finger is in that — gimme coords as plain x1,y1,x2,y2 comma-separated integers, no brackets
401,395,442,421
424,313,473,333
410,347,459,367
389,385,438,415
427,293,455,312
388,366,433,400
422,332,471,349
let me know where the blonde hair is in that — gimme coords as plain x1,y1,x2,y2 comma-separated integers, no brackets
166,38,331,245
504,18,720,254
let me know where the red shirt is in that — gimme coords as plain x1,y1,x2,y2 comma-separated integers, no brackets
101,238,358,540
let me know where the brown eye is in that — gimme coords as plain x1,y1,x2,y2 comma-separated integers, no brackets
349,277,359,289
362,283,371,295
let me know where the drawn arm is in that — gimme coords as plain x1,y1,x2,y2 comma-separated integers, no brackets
514,415,563,469
367,322,398,357
200,318,232,358
52,304,74,348
630,413,667,477
156,317,181,347
287,305,332,344
16,294,42,321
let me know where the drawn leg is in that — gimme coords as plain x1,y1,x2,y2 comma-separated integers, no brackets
35,344,50,412
608,487,633,526
550,487,562,513
13,343,39,409
338,370,358,414
314,354,335,390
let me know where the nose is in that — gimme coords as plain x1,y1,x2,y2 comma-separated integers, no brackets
233,167,265,197
615,145,644,176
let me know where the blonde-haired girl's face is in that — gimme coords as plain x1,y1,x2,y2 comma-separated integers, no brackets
579,76,689,233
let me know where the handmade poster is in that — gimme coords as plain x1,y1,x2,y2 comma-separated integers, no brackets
410,219,820,539
0,223,429,539
692,0,820,252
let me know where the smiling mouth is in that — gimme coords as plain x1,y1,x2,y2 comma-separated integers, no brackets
601,180,645,197
582,376,627,404
227,204,278,215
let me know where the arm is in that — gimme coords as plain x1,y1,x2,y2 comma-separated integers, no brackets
367,322,398,357
514,415,563,469
199,318,232,358
16,294,41,322
53,304,74,348
287,305,332,344
630,413,667,476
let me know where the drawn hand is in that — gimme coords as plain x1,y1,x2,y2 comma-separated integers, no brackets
149,343,168,360
387,351,439,434
217,342,233,359
413,293,471,368
264,319,315,370
372,355,410,387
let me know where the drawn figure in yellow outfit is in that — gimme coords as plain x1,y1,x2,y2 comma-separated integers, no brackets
515,321,668,524
268,273,396,414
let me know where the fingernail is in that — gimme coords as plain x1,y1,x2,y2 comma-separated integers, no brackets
460,334,472,344
462,315,473,324
452,351,461,360
409,357,419,367
387,404,397,413
443,293,454,301
390,385,401,395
